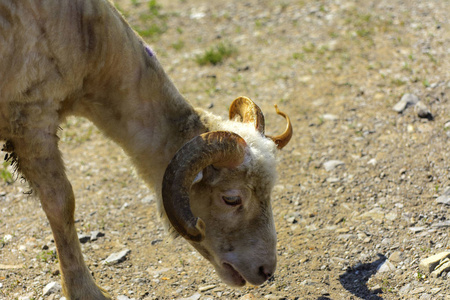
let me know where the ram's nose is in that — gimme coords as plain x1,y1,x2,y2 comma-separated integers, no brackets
247,260,276,286
258,264,275,281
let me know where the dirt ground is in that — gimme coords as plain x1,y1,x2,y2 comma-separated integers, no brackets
1,0,449,299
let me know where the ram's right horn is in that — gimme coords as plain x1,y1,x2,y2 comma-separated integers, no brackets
266,104,293,149
162,131,248,242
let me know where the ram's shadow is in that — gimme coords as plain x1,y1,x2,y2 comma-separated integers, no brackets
338,254,386,300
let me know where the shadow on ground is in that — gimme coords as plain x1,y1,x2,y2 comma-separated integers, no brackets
338,254,387,300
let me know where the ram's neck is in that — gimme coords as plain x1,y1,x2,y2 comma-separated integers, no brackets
64,2,207,188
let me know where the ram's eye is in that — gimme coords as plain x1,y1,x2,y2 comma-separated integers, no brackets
222,195,242,206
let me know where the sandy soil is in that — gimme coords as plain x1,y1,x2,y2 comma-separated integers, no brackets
1,0,449,299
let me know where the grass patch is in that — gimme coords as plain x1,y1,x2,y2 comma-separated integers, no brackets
292,52,305,60
195,42,237,66
1,161,13,184
37,250,57,263
147,0,162,16
391,78,406,87
171,39,185,51
302,42,316,53
137,24,166,38
133,0,168,39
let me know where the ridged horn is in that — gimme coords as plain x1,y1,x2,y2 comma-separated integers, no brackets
229,96,265,135
266,104,293,149
162,131,247,242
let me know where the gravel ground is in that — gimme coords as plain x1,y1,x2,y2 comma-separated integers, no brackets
1,0,449,299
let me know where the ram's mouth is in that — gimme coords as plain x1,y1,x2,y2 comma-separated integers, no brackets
222,262,246,286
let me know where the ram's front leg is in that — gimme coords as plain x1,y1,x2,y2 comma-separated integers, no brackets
11,132,111,300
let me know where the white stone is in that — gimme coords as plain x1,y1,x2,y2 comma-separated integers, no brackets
367,158,377,166
43,282,61,296
117,296,135,300
322,114,338,121
431,258,450,278
399,283,411,295
419,251,450,273
141,195,154,203
180,292,201,300
90,231,104,241
415,101,432,119
408,226,426,233
393,93,419,112
377,260,396,273
436,187,450,205
103,249,131,265
3,234,12,242
323,160,344,171
199,285,216,292
444,121,450,130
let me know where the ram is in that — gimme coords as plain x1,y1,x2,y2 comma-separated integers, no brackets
0,0,292,299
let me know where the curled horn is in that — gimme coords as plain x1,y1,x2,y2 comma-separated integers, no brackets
229,96,293,149
162,131,247,242
266,104,293,149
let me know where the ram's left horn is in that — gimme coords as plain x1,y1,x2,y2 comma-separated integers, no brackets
229,96,265,135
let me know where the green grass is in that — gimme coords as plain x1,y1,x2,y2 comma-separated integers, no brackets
171,39,185,51
195,42,237,66
391,78,406,87
147,0,162,16
136,24,166,38
1,161,13,184
133,0,168,39
292,52,305,60
36,250,57,263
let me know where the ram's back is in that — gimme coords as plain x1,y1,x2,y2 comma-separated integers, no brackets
0,0,143,140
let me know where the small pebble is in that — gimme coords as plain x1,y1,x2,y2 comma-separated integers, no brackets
323,160,345,171
117,296,135,300
415,101,433,120
444,121,450,130
90,231,105,241
240,294,257,300
322,114,338,121
389,251,404,263
408,227,426,233
436,187,450,205
103,249,131,265
141,195,154,204
399,283,412,295
78,234,91,244
393,93,419,112
43,282,61,296
180,292,201,300
367,158,377,166
377,260,395,273
419,252,450,273
199,285,216,292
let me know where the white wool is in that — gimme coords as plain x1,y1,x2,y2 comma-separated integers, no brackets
220,119,277,159
210,116,279,187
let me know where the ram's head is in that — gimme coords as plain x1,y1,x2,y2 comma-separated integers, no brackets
162,97,292,286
